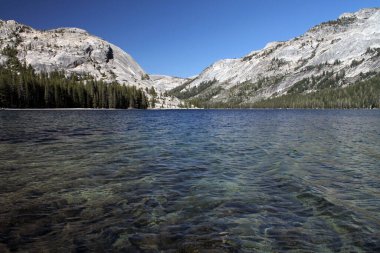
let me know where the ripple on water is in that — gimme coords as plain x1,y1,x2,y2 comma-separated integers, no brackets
0,109,380,252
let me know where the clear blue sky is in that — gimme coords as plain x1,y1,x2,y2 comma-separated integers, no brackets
0,0,379,77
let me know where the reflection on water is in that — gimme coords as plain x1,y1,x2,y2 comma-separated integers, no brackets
0,109,380,252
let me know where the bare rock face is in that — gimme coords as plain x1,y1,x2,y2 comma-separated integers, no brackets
150,75,192,92
0,20,184,108
171,8,380,104
0,19,151,87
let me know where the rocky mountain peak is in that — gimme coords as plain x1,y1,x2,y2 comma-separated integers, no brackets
169,8,380,105
0,19,185,108
48,27,89,35
0,19,150,87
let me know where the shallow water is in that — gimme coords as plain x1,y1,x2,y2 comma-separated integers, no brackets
0,109,380,252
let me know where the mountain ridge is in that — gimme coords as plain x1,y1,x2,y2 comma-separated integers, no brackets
0,19,148,86
1,8,380,109
169,8,380,106
0,19,182,108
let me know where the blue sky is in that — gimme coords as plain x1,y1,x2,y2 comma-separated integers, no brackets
0,0,379,77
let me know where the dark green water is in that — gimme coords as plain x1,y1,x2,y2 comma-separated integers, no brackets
0,109,379,252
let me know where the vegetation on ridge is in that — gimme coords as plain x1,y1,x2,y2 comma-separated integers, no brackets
0,46,149,109
251,73,380,109
174,72,380,109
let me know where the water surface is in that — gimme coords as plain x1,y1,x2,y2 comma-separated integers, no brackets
0,109,380,252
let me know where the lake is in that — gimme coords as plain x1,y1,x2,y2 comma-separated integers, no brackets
0,109,379,252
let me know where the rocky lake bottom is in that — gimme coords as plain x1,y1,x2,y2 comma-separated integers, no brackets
0,109,379,252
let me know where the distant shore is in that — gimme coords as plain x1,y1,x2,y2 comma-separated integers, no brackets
1,108,140,110
1,107,378,111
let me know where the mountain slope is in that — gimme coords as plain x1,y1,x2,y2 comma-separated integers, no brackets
150,75,192,93
0,20,152,87
0,19,185,108
170,8,380,106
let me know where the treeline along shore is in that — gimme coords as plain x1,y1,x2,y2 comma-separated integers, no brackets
0,46,149,109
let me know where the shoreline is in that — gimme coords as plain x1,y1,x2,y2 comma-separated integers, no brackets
1,107,378,111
